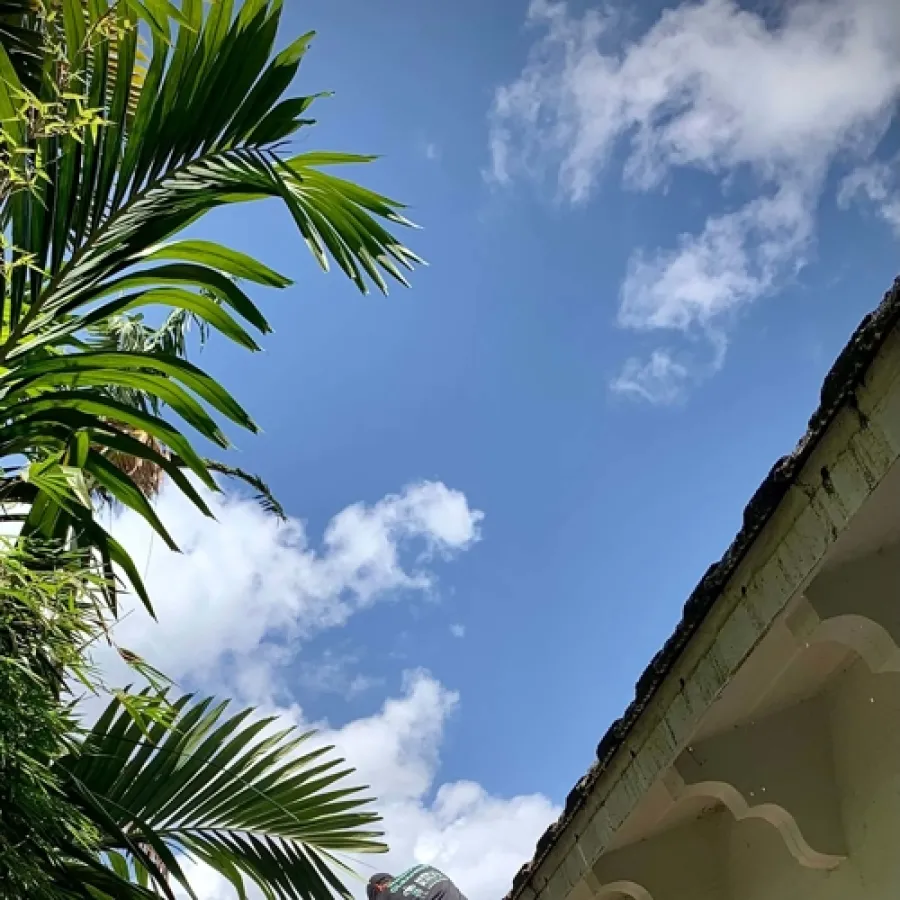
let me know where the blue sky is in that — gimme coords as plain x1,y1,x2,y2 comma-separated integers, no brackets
100,1,900,898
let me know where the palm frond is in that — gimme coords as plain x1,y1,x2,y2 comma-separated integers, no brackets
0,1,43,94
203,459,287,520
58,691,387,899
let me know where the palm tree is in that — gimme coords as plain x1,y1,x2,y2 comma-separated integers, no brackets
0,2,421,895
0,0,422,614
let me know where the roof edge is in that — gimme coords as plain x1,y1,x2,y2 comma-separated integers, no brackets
508,276,900,900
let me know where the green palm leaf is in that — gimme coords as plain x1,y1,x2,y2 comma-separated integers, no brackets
0,1,43,94
57,692,387,899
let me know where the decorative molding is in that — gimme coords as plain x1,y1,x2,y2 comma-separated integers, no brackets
788,545,900,675
667,697,846,869
582,871,652,900
593,882,653,900
662,772,843,870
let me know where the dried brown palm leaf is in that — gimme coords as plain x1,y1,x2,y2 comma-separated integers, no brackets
100,425,167,499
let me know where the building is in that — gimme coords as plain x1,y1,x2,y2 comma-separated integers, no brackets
505,279,900,900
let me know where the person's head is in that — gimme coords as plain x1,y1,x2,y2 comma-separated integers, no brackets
367,874,393,900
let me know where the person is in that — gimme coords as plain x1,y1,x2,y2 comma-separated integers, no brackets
367,866,467,900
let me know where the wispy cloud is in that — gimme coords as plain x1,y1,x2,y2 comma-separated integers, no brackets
489,0,900,402
293,650,386,699
618,185,812,335
450,623,466,639
839,155,900,235
610,349,690,405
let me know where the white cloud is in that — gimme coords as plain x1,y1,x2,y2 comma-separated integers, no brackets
424,141,441,162
839,156,900,235
94,483,553,900
489,0,900,399
95,480,483,694
449,624,466,639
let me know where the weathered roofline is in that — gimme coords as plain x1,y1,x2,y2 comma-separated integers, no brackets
507,276,900,900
